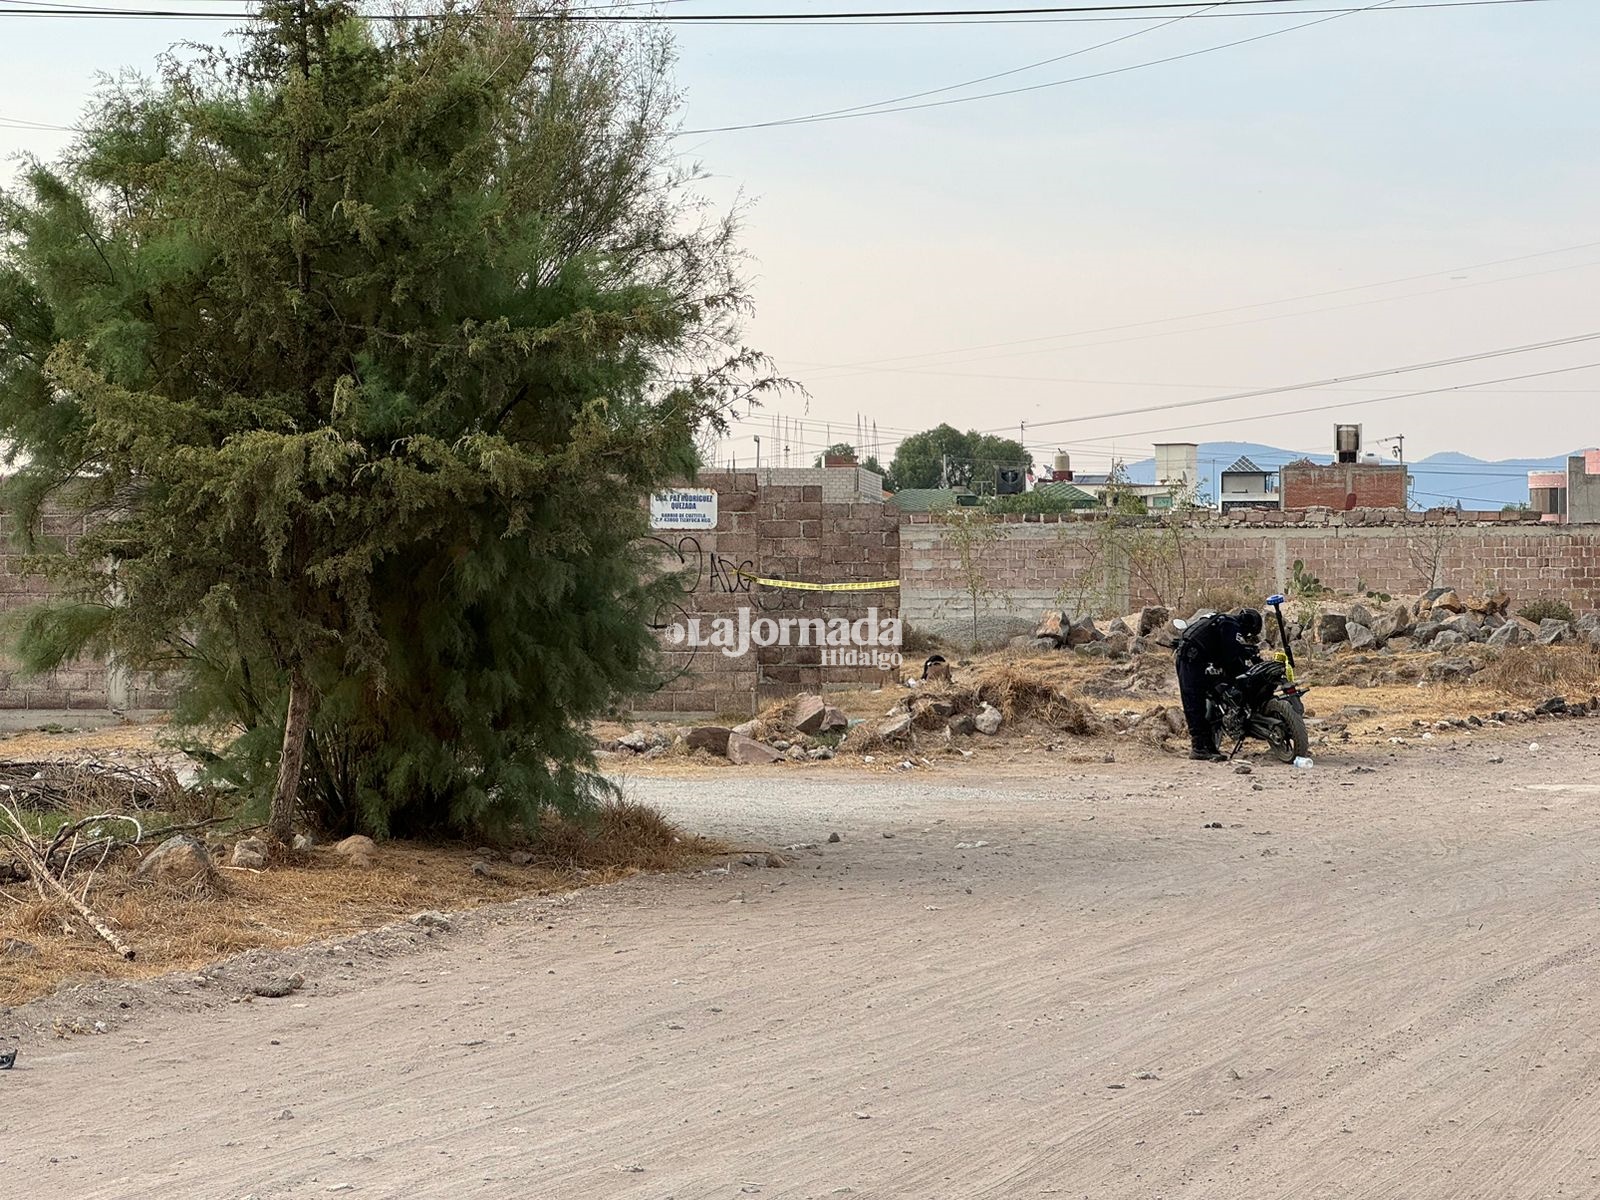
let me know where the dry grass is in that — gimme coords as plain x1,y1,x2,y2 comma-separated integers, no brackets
1477,645,1600,702
970,662,1101,735
0,799,722,1007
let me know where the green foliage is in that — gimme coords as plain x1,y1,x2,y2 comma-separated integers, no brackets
888,424,1030,492
1518,598,1576,626
933,504,1001,651
986,487,1095,515
811,441,885,485
1099,460,1149,516
1289,559,1328,599
0,2,770,837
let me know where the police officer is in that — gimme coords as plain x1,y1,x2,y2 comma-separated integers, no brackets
1175,607,1264,762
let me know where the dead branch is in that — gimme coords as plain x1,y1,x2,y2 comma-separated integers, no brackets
0,800,137,960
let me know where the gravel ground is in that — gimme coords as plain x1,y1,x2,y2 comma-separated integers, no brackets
6,727,1600,1198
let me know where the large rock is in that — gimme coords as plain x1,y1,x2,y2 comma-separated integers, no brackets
1426,656,1480,683
1138,605,1171,637
1316,612,1349,645
1346,623,1377,652
334,834,378,869
1467,591,1511,617
1387,603,1416,638
1432,630,1467,648
792,695,829,735
947,713,978,737
686,726,733,755
726,732,783,764
974,703,1003,736
1065,615,1104,648
1348,603,1375,630
1576,612,1600,637
1102,632,1132,658
1107,617,1133,638
1412,619,1446,646
876,712,914,742
1488,621,1532,648
137,835,215,884
820,705,849,733
1441,613,1483,642
231,836,268,870
1430,589,1466,615
1033,610,1069,645
1370,614,1399,647
1539,619,1573,646
617,729,651,753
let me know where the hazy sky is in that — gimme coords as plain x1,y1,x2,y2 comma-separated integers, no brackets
3,0,1597,490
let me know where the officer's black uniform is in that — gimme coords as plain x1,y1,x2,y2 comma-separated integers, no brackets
1175,612,1261,760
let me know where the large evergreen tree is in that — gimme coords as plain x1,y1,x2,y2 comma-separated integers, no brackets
0,2,767,839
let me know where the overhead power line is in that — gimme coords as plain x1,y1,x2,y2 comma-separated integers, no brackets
1049,359,1600,444
976,330,1600,434
798,238,1600,379
754,0,1229,125
0,0,1560,19
799,256,1600,385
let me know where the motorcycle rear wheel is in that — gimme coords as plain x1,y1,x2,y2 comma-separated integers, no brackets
1261,697,1310,764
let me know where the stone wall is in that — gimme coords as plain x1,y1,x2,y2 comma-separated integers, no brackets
640,471,900,716
900,507,1598,643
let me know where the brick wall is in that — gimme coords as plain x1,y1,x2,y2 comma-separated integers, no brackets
1281,462,1408,511
900,508,1600,641
640,471,900,716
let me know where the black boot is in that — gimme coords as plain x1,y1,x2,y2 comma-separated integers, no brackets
1189,742,1227,763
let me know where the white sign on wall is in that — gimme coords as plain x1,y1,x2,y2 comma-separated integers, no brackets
649,488,719,530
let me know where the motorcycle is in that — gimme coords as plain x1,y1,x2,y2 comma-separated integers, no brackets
1177,594,1311,765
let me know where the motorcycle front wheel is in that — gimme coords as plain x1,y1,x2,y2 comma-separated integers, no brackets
1261,697,1310,764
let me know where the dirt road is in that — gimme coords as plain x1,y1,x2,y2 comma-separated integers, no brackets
8,731,1600,1198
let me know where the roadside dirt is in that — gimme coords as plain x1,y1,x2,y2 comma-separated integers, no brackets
7,726,1600,1198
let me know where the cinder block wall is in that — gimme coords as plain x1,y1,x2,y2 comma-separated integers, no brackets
0,504,173,713
899,508,1600,641
639,471,900,716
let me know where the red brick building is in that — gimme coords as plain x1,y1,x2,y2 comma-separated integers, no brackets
1280,458,1409,511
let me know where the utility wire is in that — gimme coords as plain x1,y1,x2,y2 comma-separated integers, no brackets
0,0,1558,19
977,331,1600,435
797,238,1600,378
1043,359,1600,443
738,1,1229,124
800,256,1600,384
680,0,1406,132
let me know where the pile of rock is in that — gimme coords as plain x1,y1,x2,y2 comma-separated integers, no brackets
1315,589,1600,656
607,693,850,767
1021,604,1181,660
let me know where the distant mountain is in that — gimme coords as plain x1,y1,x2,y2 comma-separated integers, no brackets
1115,442,1579,511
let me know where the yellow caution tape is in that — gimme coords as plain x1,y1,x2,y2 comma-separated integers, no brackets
733,569,900,592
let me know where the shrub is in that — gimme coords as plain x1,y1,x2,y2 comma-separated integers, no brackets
1518,598,1576,626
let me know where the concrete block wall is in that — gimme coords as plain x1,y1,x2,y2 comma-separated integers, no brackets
0,505,173,713
899,509,1600,641
640,471,900,716
755,466,886,503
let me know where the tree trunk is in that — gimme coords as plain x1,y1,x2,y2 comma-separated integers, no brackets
269,667,313,845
